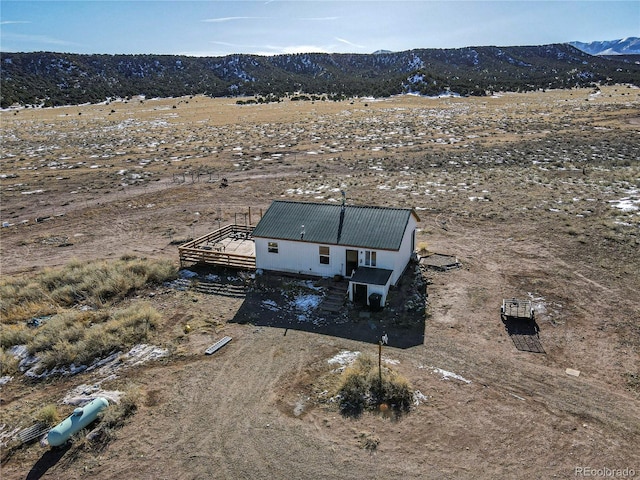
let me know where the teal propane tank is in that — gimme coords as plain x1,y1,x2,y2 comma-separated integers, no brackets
47,397,109,447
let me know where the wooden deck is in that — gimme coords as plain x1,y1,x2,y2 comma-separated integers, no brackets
178,224,256,270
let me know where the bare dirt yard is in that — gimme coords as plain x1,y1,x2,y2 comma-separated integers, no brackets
1,87,639,479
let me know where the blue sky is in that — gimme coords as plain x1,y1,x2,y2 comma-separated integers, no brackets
1,1,638,56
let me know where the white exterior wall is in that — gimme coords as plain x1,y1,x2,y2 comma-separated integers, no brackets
255,238,345,277
254,215,417,283
348,281,392,307
390,215,418,284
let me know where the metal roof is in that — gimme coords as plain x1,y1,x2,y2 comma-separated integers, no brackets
350,267,394,286
252,200,418,250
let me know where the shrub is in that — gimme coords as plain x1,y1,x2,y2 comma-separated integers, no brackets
417,241,430,256
336,354,413,418
0,347,20,375
0,258,172,377
37,404,61,426
100,386,141,429
0,279,54,324
339,370,369,416
0,324,31,349
39,257,177,307
74,330,120,366
39,340,78,371
21,302,160,374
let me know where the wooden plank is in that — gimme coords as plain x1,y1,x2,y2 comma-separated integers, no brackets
205,336,232,355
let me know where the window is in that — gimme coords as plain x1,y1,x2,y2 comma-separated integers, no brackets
268,242,278,253
319,246,330,264
365,251,377,267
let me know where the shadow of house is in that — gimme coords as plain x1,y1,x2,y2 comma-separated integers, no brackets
229,266,426,349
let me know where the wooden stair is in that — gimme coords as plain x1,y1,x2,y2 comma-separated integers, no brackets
193,279,247,298
319,282,348,314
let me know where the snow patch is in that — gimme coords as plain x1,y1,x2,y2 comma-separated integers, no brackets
63,383,123,406
179,269,198,279
294,294,323,322
8,343,168,380
610,196,639,212
328,350,360,371
413,390,429,405
432,367,471,384
261,299,280,311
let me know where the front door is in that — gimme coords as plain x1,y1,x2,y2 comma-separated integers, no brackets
353,283,368,306
345,249,358,277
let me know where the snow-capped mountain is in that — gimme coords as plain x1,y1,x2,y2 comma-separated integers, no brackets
570,37,640,56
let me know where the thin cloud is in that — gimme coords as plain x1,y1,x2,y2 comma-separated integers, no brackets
336,37,365,49
299,17,340,21
210,41,245,47
220,43,331,56
1,20,31,25
203,16,269,23
2,32,76,47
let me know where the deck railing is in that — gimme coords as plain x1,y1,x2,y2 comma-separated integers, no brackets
178,224,256,270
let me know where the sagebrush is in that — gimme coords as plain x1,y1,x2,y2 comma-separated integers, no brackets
336,353,413,418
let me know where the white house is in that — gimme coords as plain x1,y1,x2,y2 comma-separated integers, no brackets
251,200,419,307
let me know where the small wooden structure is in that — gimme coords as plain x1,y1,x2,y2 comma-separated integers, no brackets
501,298,535,320
178,224,256,270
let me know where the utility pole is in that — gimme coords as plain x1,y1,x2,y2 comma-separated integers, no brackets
378,333,388,390
378,340,382,389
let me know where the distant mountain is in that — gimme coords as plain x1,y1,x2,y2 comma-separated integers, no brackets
570,37,640,56
2,43,640,108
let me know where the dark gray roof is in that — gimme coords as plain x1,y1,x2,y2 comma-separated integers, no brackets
252,201,418,250
350,267,394,286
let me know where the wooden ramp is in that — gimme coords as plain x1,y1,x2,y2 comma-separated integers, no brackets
193,279,247,298
205,336,232,355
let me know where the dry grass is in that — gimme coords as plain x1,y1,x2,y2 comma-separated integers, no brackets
28,303,161,373
0,256,173,376
36,404,61,427
100,386,141,430
336,353,413,418
0,256,176,325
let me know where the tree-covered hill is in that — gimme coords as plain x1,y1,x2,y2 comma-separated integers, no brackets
1,44,639,107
